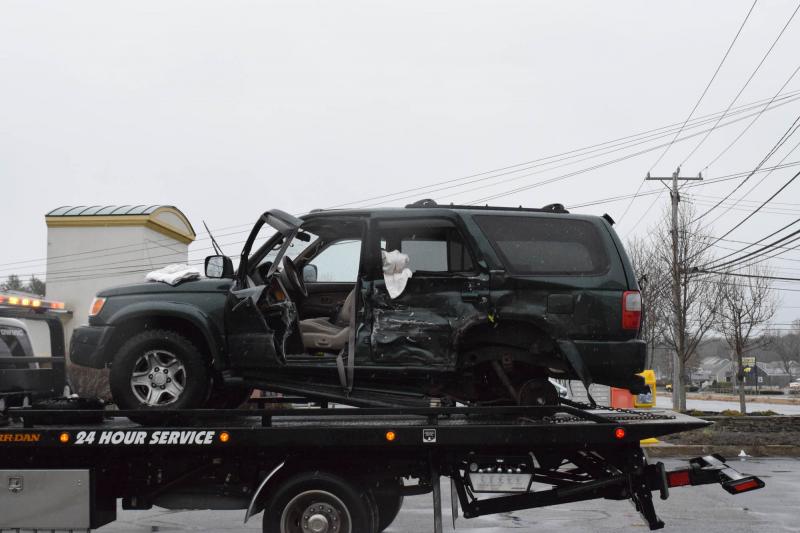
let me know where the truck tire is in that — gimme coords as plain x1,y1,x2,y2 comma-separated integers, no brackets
263,471,376,533
371,478,404,532
109,330,210,416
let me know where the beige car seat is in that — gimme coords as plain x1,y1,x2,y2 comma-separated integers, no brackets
298,288,354,351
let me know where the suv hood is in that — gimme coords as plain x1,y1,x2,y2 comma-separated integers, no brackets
98,278,233,297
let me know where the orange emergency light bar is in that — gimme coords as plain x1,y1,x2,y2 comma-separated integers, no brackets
0,294,66,310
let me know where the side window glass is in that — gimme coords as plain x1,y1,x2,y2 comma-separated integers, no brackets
401,240,448,271
379,220,474,274
307,240,361,282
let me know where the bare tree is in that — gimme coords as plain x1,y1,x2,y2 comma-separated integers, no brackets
768,320,800,383
626,236,670,371
716,265,777,414
654,203,722,411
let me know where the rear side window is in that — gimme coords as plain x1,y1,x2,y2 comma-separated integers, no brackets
474,215,610,275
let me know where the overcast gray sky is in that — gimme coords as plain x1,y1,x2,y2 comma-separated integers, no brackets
2,1,799,325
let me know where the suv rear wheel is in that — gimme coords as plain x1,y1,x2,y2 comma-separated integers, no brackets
109,329,210,412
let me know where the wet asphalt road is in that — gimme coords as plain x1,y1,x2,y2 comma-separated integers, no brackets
98,457,799,532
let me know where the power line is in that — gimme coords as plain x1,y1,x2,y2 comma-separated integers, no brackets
692,114,800,223
702,136,800,228
697,167,800,263
694,269,800,282
680,1,800,166
702,62,800,171
366,91,800,209
334,89,800,210
464,100,800,206
705,223,800,271
651,0,759,173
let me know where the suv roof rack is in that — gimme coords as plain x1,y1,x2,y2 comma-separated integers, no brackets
404,199,570,214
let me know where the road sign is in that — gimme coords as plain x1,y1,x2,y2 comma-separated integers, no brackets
742,357,756,367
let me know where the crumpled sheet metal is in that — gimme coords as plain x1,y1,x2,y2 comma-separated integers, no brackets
368,287,484,367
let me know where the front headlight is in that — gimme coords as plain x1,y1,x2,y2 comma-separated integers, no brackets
88,297,107,317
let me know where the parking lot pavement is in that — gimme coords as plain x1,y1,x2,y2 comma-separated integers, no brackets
98,458,799,532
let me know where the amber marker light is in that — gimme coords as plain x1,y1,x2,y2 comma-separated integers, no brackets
385,431,396,442
89,297,106,316
219,431,230,443
59,432,70,443
614,427,626,440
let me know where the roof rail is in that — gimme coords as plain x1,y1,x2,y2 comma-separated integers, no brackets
405,199,439,208
405,199,570,214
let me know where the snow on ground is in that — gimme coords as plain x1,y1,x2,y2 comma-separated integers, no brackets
656,395,800,415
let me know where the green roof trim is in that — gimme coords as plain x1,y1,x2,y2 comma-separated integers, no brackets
47,205,167,217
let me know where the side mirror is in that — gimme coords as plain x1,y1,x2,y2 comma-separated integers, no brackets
302,264,318,283
205,255,234,279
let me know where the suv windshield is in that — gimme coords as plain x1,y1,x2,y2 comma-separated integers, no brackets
474,215,610,275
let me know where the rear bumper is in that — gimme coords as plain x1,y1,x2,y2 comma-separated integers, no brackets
69,325,115,369
574,338,648,393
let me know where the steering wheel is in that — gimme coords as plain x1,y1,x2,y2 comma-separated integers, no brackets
282,256,308,297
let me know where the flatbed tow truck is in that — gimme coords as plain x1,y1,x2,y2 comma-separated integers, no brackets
0,305,765,533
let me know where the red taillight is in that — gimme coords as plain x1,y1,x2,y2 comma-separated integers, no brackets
667,470,691,487
723,477,763,494
622,291,641,330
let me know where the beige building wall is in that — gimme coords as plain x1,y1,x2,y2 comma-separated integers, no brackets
44,206,195,347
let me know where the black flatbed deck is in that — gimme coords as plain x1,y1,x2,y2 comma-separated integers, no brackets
1,403,707,450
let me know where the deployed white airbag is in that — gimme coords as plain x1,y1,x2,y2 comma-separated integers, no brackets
382,250,413,299
145,264,202,286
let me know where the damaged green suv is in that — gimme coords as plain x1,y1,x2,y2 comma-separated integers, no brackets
70,201,647,411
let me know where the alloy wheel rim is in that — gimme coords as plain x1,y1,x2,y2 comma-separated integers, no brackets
130,349,186,406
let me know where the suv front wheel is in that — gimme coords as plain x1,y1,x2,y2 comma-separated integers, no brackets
109,329,210,412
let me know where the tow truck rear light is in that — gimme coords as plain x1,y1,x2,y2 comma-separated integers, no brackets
667,469,691,487
622,291,641,330
722,476,765,494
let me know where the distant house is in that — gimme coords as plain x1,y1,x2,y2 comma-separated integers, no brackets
745,361,792,388
694,356,732,384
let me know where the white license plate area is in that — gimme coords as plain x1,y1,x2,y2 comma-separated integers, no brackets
468,473,532,493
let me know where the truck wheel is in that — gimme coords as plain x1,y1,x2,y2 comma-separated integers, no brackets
263,471,376,533
109,330,210,414
371,478,404,532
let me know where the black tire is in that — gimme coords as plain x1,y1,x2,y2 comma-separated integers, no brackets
372,478,404,532
263,471,376,533
109,329,210,421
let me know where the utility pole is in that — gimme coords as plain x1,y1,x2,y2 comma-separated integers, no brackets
646,167,702,412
